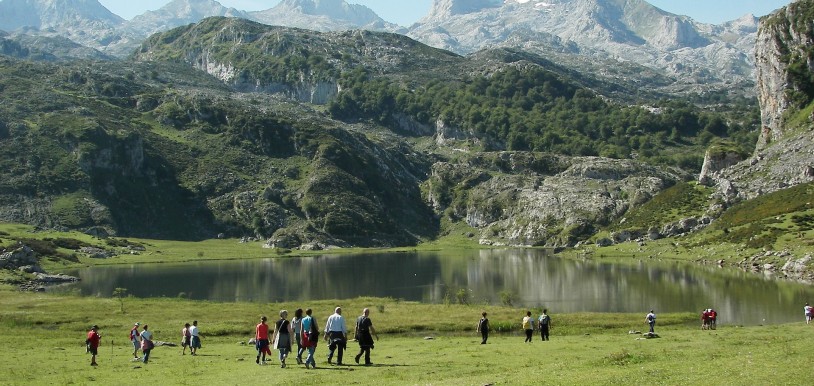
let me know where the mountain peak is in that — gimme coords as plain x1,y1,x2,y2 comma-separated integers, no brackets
0,0,122,31
251,0,397,31
425,0,502,19
126,0,249,36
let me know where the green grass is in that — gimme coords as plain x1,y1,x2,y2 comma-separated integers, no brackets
610,182,712,232
0,222,487,275
0,288,811,385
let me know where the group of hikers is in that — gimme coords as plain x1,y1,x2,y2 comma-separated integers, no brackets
85,306,379,368
131,320,201,363
477,308,553,345
701,308,718,330
85,302,814,367
254,306,379,368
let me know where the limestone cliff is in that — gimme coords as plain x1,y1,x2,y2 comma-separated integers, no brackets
711,0,814,202
755,0,814,150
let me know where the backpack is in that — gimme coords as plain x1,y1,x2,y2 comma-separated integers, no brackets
478,318,488,331
539,315,549,326
307,317,318,343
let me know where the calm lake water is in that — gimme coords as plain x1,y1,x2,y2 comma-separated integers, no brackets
60,249,814,325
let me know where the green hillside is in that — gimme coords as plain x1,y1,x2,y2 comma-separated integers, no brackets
0,17,766,248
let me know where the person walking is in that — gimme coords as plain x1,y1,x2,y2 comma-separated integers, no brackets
189,320,201,356
645,310,657,334
86,325,101,366
522,311,534,343
255,316,272,365
301,308,319,369
292,309,304,365
354,308,379,366
538,309,551,341
271,310,294,368
181,323,191,355
140,324,154,363
477,312,489,344
324,307,347,365
805,303,813,324
129,322,140,359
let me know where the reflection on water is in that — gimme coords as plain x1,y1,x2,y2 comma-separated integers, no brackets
60,249,814,325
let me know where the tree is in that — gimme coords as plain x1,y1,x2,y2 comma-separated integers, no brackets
113,287,128,313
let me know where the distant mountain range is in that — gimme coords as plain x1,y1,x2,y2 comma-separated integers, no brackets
0,0,760,94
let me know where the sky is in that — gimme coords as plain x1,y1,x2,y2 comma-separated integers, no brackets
97,0,793,26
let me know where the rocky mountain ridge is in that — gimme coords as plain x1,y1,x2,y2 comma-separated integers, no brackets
0,0,761,95
409,0,760,95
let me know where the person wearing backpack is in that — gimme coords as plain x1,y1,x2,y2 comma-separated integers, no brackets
477,312,489,344
129,322,140,359
645,310,656,334
538,309,551,341
300,308,319,369
353,308,379,365
86,324,101,366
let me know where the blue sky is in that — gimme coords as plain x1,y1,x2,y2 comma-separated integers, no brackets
98,0,792,26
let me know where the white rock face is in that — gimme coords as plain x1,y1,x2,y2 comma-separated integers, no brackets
125,0,251,37
409,0,758,94
249,0,401,33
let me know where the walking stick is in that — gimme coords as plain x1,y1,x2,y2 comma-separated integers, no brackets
111,339,113,363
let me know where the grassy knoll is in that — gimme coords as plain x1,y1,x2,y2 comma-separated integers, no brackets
1,287,812,385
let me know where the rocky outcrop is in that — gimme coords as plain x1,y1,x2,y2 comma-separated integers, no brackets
711,2,814,202
754,1,814,150
426,153,690,247
698,146,747,185
0,245,37,270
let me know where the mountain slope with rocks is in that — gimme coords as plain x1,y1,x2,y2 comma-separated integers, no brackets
408,0,760,95
3,17,744,248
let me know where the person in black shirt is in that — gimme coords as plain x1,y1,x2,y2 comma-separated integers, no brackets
353,308,379,365
477,312,489,344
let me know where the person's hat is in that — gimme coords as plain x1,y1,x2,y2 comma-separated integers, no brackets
134,322,140,326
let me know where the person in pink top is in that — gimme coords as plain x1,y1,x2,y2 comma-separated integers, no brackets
255,316,272,364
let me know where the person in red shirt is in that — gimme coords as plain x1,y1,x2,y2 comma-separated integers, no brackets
86,325,101,366
255,316,272,365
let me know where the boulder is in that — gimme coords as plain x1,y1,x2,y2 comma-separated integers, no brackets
0,245,37,269
596,238,613,247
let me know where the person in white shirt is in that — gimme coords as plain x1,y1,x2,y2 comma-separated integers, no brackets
324,307,347,365
189,320,201,355
805,303,813,324
645,310,656,333
140,325,154,363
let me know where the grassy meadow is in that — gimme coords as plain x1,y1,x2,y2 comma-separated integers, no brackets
1,288,813,385
2,220,814,384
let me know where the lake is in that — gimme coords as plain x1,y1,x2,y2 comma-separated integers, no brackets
59,249,814,325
